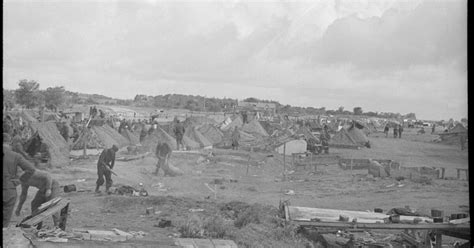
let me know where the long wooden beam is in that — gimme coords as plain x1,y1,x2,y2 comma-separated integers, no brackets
291,220,471,231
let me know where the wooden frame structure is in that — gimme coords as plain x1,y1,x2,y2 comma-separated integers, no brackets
19,198,70,231
285,205,470,248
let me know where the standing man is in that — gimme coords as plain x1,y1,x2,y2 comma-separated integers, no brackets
398,124,404,138
384,124,390,138
432,124,436,134
173,120,185,150
231,126,241,150
3,133,36,227
155,141,172,176
321,125,330,154
95,145,119,193
393,125,398,138
15,169,60,229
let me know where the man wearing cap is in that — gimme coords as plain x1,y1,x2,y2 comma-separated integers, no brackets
15,169,60,229
95,145,119,193
3,133,36,227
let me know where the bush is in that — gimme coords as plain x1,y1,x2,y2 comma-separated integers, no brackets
234,206,261,228
202,214,232,239
178,215,203,238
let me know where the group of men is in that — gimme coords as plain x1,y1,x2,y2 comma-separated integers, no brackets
384,124,404,138
3,133,60,228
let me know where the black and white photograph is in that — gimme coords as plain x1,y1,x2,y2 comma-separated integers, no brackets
3,0,468,247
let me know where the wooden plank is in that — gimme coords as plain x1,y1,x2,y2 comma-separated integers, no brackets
437,229,471,240
192,238,215,248
288,206,389,221
400,232,421,246
292,220,471,230
211,239,238,248
449,217,470,224
20,200,70,228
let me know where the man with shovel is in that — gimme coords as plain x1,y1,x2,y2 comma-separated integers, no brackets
155,141,172,176
95,145,119,193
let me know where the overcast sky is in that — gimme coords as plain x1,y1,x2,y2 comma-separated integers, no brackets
3,0,467,121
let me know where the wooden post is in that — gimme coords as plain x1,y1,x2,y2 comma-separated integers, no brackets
435,232,442,248
283,143,286,181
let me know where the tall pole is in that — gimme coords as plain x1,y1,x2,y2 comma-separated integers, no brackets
283,142,286,181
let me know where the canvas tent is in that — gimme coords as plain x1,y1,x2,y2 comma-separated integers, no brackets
185,126,213,148
241,119,269,136
142,126,177,151
329,127,369,149
221,116,243,132
27,122,70,167
197,124,224,145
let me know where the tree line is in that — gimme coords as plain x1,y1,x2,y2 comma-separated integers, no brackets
3,79,416,120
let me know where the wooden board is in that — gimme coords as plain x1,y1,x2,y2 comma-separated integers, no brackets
287,206,390,222
292,220,471,230
20,200,70,228
174,238,238,248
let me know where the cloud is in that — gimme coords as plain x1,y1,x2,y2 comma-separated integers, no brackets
2,0,467,120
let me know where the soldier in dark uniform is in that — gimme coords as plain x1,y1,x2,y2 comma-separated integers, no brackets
3,133,36,227
95,145,119,193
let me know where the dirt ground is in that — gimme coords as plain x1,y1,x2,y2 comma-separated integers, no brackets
10,123,469,247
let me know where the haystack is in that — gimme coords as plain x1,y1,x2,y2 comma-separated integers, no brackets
92,125,129,149
242,119,269,136
142,126,177,151
197,124,224,144
29,122,70,167
185,126,213,148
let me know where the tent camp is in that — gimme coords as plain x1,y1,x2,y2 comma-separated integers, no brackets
449,123,467,133
26,122,70,167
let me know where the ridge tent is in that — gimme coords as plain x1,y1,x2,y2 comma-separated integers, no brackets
27,122,70,167
197,124,224,145
142,126,177,151
242,119,269,136
329,128,360,149
185,126,213,148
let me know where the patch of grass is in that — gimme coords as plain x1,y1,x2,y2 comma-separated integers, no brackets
177,214,204,238
202,214,233,239
234,206,261,228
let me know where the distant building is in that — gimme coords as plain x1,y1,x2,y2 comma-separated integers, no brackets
237,101,277,115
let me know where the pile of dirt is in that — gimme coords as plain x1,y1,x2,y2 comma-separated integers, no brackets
197,124,224,144
92,125,129,149
185,126,213,148
29,122,70,167
142,126,177,151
